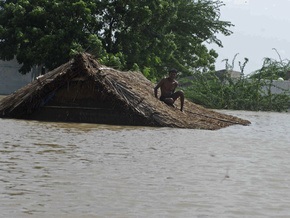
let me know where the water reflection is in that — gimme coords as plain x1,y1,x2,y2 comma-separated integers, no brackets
0,110,289,217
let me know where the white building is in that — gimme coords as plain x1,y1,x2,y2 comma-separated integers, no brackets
262,80,290,95
0,58,42,95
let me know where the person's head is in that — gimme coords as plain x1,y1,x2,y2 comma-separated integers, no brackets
168,68,177,79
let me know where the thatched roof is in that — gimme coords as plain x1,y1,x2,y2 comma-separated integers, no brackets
0,53,250,130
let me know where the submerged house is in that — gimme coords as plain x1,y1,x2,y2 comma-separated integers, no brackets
0,53,250,130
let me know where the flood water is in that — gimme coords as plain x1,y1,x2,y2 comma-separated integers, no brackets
0,110,289,218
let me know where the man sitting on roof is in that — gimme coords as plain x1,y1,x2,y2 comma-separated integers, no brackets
154,68,184,111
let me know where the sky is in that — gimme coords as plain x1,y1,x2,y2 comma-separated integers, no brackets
208,0,290,75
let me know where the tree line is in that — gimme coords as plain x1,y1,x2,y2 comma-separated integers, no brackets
0,0,232,79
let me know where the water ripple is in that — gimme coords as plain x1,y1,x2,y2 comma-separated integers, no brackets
0,111,289,217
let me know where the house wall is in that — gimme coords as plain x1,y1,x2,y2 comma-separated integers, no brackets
262,80,290,95
0,59,41,95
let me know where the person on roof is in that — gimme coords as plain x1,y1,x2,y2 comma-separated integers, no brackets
154,68,184,111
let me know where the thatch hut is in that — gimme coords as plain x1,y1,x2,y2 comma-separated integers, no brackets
0,53,250,130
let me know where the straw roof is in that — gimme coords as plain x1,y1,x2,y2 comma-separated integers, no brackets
0,53,250,130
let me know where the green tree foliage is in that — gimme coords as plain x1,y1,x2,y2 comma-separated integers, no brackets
0,0,104,73
96,0,233,79
0,0,232,77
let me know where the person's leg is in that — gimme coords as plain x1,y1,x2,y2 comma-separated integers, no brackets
163,98,175,106
179,91,184,111
172,90,184,111
160,96,174,106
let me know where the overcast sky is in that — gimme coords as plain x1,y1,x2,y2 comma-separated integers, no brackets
208,0,290,74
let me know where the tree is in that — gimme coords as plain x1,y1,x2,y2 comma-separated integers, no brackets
0,0,102,73
0,0,232,78
97,0,233,79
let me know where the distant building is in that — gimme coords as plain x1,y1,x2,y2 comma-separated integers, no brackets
261,80,290,95
0,58,42,95
215,69,243,80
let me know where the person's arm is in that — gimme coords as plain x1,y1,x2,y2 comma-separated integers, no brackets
154,85,159,98
172,81,178,93
154,79,164,98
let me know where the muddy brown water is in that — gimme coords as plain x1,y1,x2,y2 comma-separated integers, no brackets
0,99,289,217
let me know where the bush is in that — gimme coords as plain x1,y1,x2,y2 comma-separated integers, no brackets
182,72,289,112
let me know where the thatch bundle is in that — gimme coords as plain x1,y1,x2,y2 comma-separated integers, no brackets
0,53,250,130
